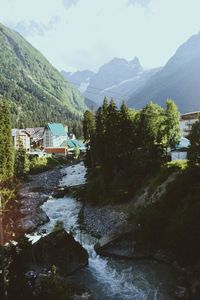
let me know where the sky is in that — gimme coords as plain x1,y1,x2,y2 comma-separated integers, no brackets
0,0,200,72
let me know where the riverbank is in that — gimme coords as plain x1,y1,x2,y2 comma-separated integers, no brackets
17,160,85,234
17,166,62,233
80,164,200,299
10,161,188,299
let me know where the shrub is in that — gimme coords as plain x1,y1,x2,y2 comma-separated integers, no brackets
53,221,64,232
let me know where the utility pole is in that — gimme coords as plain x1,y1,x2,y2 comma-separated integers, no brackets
0,194,7,300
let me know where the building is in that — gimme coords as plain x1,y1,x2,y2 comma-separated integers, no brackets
26,127,44,149
43,123,68,148
12,129,31,151
180,111,200,137
171,137,190,161
44,147,67,156
61,139,86,152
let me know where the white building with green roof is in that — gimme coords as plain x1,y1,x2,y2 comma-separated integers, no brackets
43,123,68,148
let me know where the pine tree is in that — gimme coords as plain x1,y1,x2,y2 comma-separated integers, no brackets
83,110,95,142
188,116,200,167
14,137,30,178
94,97,109,166
104,99,119,179
0,99,14,182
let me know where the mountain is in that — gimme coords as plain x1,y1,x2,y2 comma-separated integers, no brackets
127,33,200,113
61,70,95,93
0,22,86,128
62,57,159,107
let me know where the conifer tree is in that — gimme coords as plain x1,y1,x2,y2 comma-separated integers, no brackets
94,97,108,166
83,110,95,142
103,99,120,181
188,116,200,167
14,138,29,178
0,99,14,182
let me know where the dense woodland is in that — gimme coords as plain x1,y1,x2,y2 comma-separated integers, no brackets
83,97,200,269
83,97,181,203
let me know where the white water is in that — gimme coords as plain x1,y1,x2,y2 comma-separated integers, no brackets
30,162,176,300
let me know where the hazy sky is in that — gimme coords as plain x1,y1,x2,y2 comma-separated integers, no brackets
0,0,200,72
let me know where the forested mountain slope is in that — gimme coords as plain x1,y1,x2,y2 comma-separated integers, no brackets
0,22,86,127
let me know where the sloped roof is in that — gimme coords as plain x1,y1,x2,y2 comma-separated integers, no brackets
72,139,86,149
12,129,30,137
47,123,66,136
61,140,75,148
26,127,44,141
176,137,190,149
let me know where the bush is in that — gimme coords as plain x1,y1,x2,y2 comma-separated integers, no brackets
53,221,64,232
29,157,62,174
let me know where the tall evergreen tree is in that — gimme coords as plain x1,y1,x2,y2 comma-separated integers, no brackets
0,99,14,182
94,97,108,166
83,110,95,142
188,116,200,167
104,99,119,179
14,138,30,178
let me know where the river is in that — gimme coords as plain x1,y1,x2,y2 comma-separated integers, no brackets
29,162,176,300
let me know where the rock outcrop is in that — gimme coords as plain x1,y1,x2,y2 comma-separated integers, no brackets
94,225,151,259
17,167,62,233
32,229,89,276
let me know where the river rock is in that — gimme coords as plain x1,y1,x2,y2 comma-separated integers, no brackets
32,273,93,300
33,229,89,276
53,187,69,198
174,286,189,299
18,207,49,232
94,225,151,259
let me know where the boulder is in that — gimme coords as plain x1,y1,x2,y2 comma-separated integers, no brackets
32,229,88,276
18,207,49,232
52,187,69,198
94,225,151,259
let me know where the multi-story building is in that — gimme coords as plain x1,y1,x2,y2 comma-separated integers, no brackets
12,129,31,151
180,111,200,137
43,123,68,148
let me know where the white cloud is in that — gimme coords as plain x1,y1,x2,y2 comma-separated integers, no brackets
63,0,80,8
128,0,151,6
0,0,200,73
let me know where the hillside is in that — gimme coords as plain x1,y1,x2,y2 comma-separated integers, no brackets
0,22,86,127
127,33,200,113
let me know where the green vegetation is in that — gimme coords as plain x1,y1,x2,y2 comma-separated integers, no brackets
0,22,86,133
133,166,200,265
53,221,64,232
29,156,68,174
83,98,180,204
129,120,200,267
14,140,30,178
188,115,200,167
0,99,14,182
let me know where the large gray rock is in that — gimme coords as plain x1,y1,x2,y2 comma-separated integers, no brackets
94,225,151,259
33,229,88,276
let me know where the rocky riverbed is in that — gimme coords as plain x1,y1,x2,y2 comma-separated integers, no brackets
14,161,194,299
18,166,62,232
